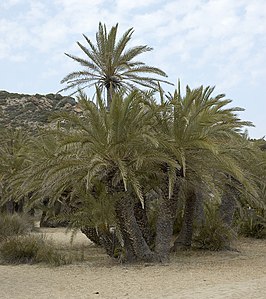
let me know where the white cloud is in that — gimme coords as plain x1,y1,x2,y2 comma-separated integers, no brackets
0,19,29,60
143,0,266,91
1,0,265,97
0,0,23,10
115,0,160,11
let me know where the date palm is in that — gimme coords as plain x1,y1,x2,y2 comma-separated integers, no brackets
0,128,30,213
59,23,172,109
13,90,175,262
170,86,255,250
145,84,254,258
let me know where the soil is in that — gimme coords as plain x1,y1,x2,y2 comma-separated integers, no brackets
0,228,265,299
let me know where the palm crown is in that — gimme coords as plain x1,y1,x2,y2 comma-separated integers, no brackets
59,23,172,109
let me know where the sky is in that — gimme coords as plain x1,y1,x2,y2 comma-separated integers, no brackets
0,0,265,138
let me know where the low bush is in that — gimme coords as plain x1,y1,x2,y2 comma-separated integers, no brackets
193,204,236,251
35,243,73,266
0,213,34,241
0,234,72,266
237,208,266,239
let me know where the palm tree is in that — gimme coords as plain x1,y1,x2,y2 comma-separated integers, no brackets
144,84,254,258
13,90,175,262
231,137,266,238
0,128,30,213
170,86,255,250
59,23,172,110
10,86,260,262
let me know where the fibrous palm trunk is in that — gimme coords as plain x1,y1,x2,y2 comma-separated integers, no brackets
106,84,113,111
81,226,120,258
134,201,154,247
194,190,205,226
4,199,24,214
172,189,197,249
81,227,102,246
115,195,155,262
155,180,180,262
219,182,239,227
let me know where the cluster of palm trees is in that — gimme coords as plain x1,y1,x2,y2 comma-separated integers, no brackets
0,23,265,262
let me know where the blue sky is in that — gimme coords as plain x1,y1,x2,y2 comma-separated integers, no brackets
1,0,265,138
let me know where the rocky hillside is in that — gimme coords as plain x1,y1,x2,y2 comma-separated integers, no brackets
0,91,78,131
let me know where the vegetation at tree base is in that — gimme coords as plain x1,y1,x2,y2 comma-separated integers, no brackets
0,234,74,266
0,214,85,266
236,207,266,239
0,213,34,242
0,23,265,264
193,202,237,251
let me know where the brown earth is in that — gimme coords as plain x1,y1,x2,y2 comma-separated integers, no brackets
0,228,265,299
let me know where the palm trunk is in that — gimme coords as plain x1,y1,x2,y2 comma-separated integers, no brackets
98,229,120,258
106,85,113,111
155,180,180,261
4,199,24,214
81,227,102,246
115,200,136,262
106,169,155,262
219,183,238,227
194,190,205,226
173,189,197,249
107,174,155,262
115,196,155,262
81,226,120,258
134,201,154,247
6,200,15,214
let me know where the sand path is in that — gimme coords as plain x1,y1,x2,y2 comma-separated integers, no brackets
0,228,265,299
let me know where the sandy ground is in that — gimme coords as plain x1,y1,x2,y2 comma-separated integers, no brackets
0,228,265,299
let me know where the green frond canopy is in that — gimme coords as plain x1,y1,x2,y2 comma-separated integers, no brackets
59,22,173,109
9,91,175,208
3,84,264,218
150,85,255,186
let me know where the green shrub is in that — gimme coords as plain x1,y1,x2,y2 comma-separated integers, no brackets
0,234,72,266
35,243,72,266
237,208,266,239
0,235,45,263
193,204,236,251
0,213,34,241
